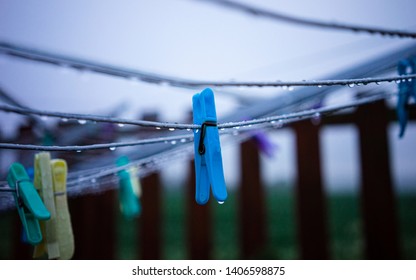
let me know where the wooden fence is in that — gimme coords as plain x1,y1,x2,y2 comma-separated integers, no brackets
3,100,416,259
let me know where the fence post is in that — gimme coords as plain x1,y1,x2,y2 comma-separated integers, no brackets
70,189,116,259
139,113,162,260
356,100,399,259
292,120,329,259
186,159,212,259
239,138,266,259
67,123,117,259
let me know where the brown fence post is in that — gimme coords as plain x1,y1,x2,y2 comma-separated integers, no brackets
186,159,212,259
68,123,117,260
70,188,116,259
239,138,266,259
293,120,329,259
139,113,162,260
356,100,399,259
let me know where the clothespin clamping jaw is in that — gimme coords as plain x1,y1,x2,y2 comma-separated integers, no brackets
6,163,50,245
116,156,141,218
192,88,227,205
397,58,416,138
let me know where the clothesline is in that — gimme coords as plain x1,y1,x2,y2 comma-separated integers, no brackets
197,0,416,39
0,92,394,152
0,42,414,89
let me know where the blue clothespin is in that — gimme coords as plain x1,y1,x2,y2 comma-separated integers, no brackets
6,163,51,245
116,156,141,218
397,58,416,138
192,88,227,205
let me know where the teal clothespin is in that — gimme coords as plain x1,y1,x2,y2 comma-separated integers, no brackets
116,156,141,219
6,163,50,245
397,58,416,138
192,88,227,205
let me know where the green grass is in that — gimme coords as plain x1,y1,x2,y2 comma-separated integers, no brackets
1,190,415,259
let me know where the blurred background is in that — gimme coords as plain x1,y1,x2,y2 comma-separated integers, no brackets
0,0,415,259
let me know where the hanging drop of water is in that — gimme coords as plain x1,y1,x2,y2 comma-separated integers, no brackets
186,128,191,131
288,86,294,91
78,119,87,125
282,85,288,90
311,113,321,125
348,83,355,88
318,85,323,88
170,140,177,145
376,81,381,85
395,79,401,84
220,128,225,131
41,115,48,121
109,147,116,151
169,128,175,131
76,150,82,153
218,201,225,205
61,118,69,122
155,127,161,130
180,138,187,143
195,129,199,134
117,123,125,127
91,178,97,184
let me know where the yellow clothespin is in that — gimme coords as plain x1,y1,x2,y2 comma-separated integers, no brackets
51,159,74,260
33,152,60,259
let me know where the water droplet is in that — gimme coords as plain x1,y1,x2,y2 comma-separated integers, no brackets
376,81,381,85
186,128,191,131
170,140,177,145
220,128,225,131
169,128,175,131
180,138,186,143
195,129,199,134
61,118,69,122
109,147,116,151
129,76,140,86
155,127,161,130
288,86,294,91
117,123,125,127
311,113,321,125
41,115,48,121
78,119,87,125
282,85,288,90
348,84,355,88
408,78,413,82
76,150,82,153
234,126,240,130
218,201,225,205
356,83,363,87
232,131,239,136
318,85,323,88
395,79,401,84
91,178,97,184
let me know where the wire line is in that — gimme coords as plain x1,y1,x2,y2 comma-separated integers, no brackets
197,0,416,39
0,92,395,152
0,42,414,88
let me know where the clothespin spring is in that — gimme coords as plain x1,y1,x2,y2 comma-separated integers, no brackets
198,121,217,155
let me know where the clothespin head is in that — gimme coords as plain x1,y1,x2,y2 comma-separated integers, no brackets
6,163,50,245
193,88,227,205
116,156,141,218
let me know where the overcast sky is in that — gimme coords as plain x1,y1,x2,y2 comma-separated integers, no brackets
0,0,415,192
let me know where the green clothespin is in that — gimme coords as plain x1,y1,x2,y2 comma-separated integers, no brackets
116,156,141,219
6,163,50,245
